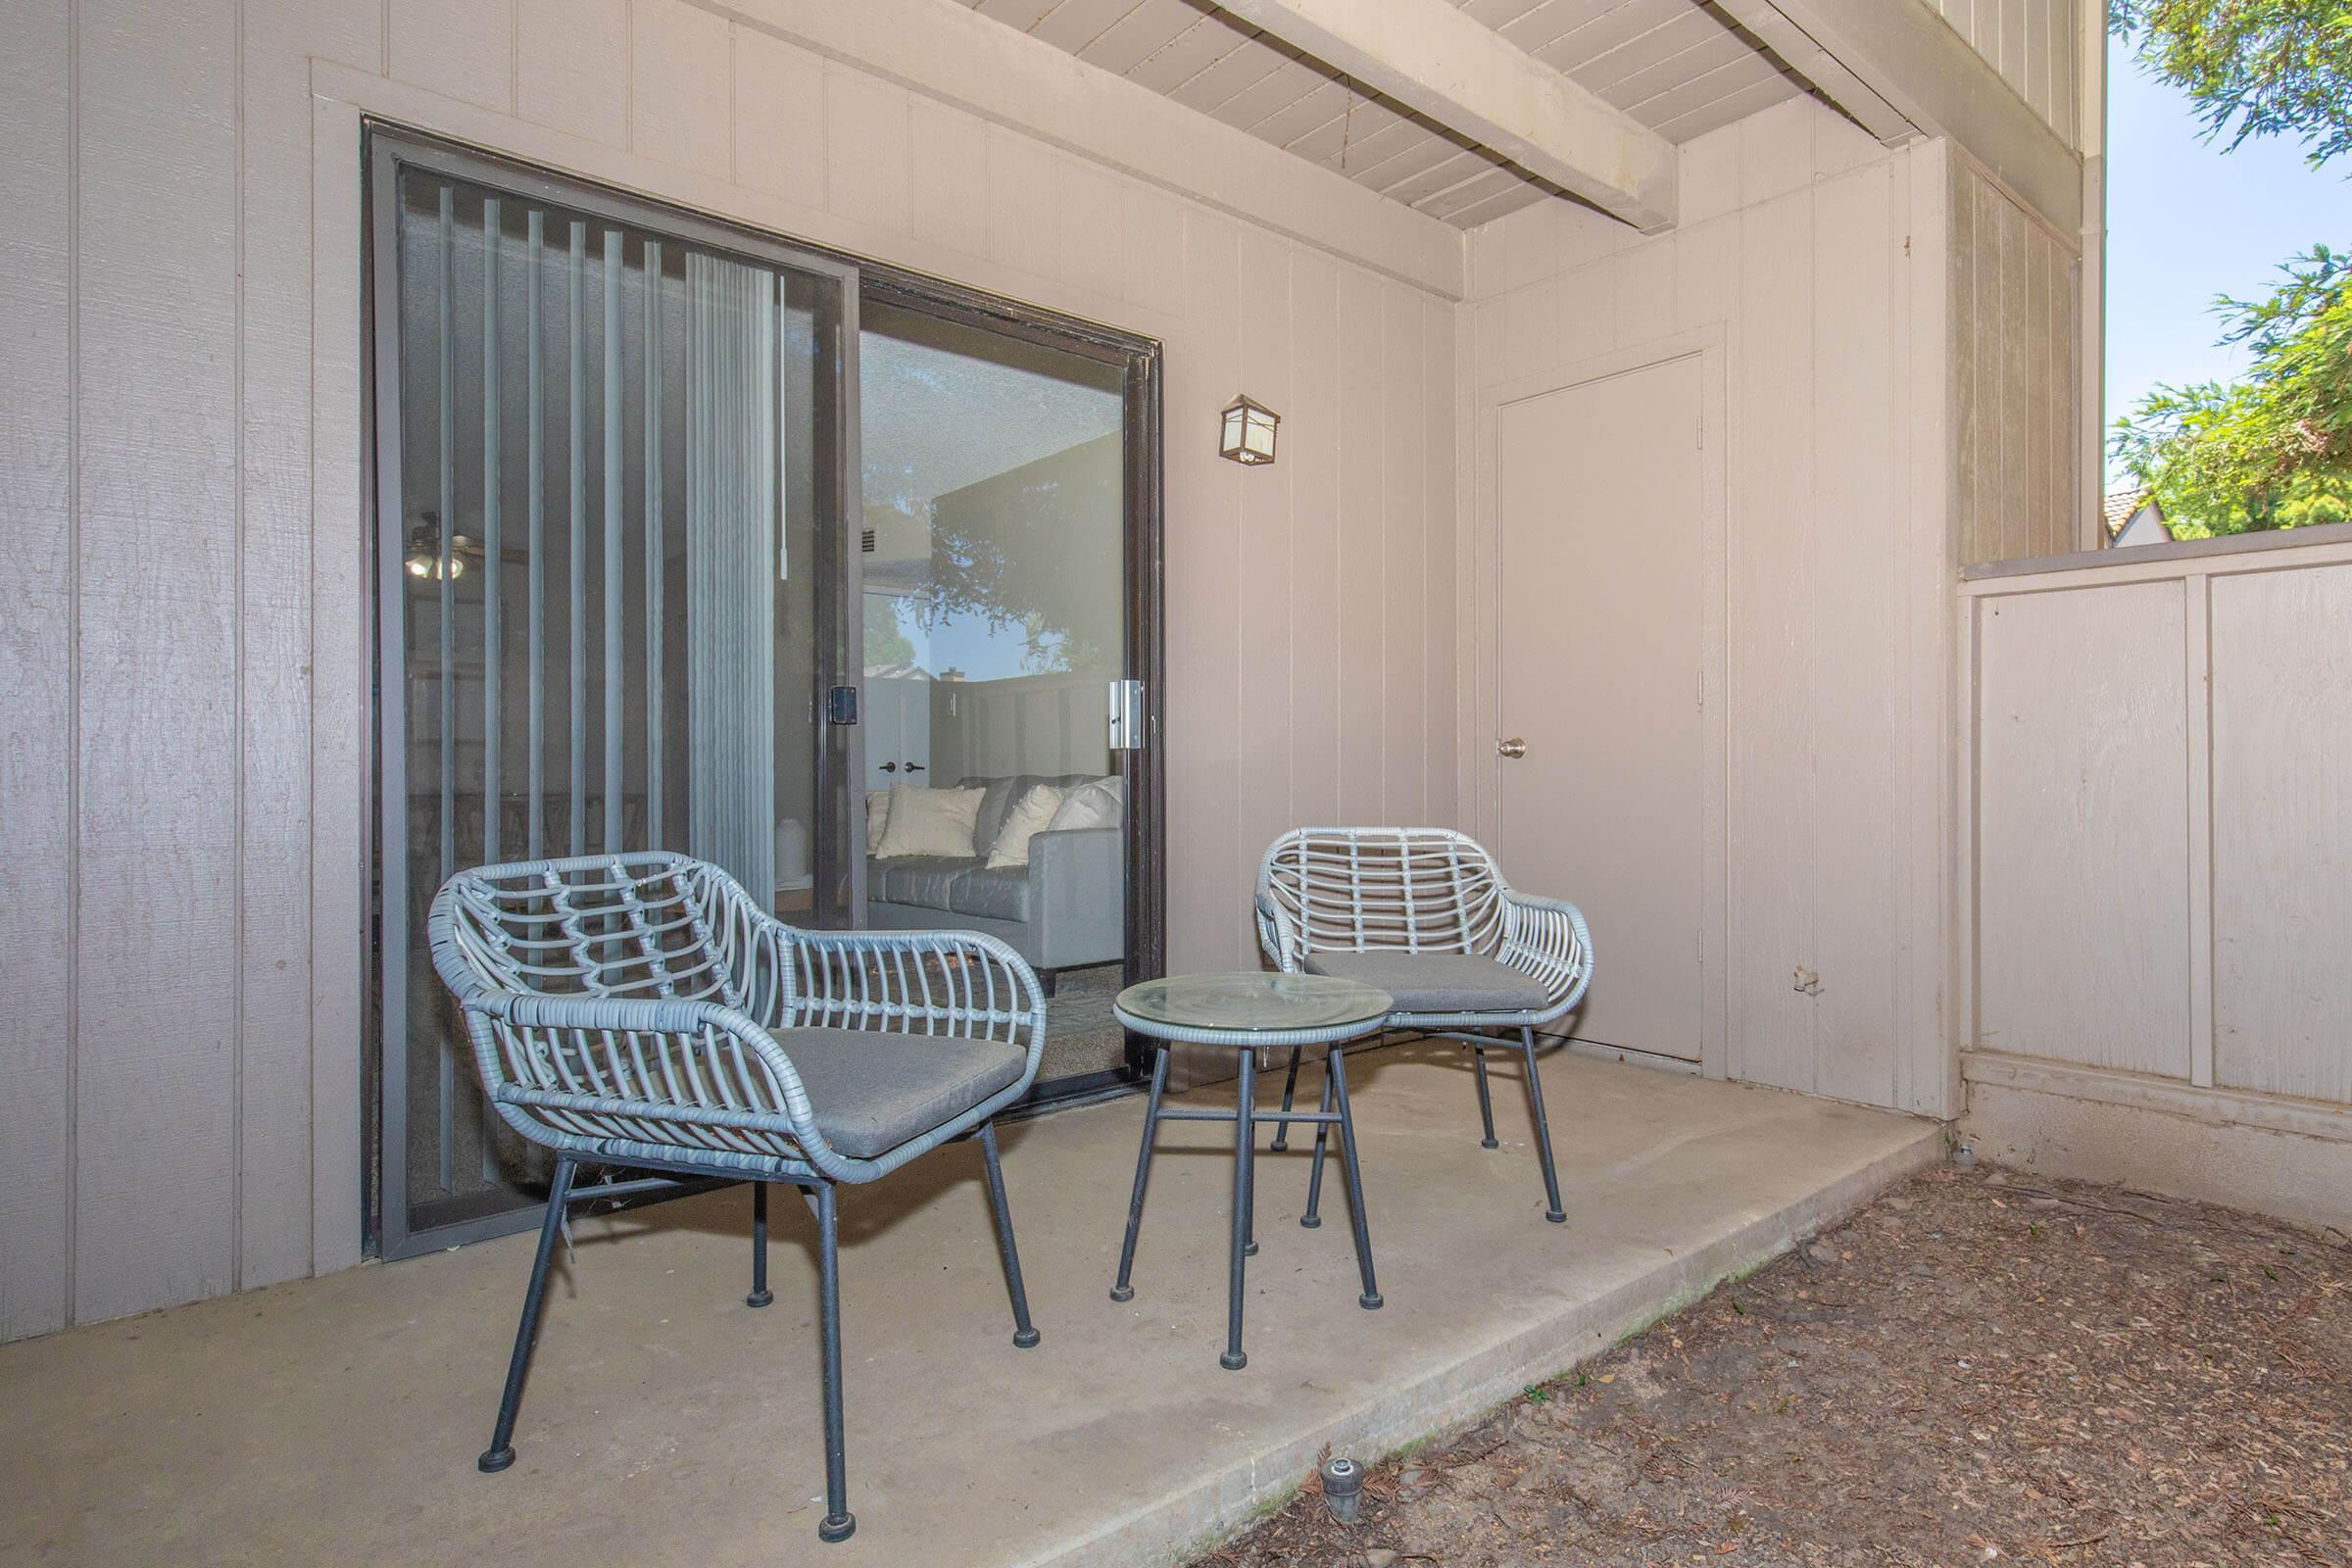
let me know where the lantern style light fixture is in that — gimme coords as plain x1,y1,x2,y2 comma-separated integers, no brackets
1218,393,1280,466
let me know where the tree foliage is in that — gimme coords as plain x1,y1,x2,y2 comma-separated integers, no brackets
2109,1,2352,166
2107,3,2352,532
2110,247,2352,533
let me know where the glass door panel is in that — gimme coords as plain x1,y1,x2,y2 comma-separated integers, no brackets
371,143,855,1251
857,300,1136,1095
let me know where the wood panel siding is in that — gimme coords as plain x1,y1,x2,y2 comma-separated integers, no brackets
1461,98,1954,1115
1924,0,2082,147
0,0,1457,1338
0,0,77,1345
73,0,244,1328
1949,154,2081,565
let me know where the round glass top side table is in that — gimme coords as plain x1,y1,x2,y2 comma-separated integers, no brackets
1108,971,1393,1371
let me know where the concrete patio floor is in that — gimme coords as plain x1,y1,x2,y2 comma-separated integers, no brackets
0,1044,1941,1568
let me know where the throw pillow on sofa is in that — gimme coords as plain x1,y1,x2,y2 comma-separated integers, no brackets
1044,775,1124,834
872,783,984,859
864,789,892,847
984,783,1067,869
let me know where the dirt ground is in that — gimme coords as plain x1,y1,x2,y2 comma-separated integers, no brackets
1200,1165,2352,1568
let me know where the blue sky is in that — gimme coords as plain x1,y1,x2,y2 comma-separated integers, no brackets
2103,30,2348,484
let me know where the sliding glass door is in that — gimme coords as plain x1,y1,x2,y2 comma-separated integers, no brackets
858,296,1147,1095
368,131,1161,1256
368,137,858,1252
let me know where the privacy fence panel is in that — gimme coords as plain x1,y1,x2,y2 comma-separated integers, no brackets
1965,531,2352,1110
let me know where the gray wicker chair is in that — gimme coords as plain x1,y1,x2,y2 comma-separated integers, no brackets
1253,828,1593,1223
428,851,1047,1544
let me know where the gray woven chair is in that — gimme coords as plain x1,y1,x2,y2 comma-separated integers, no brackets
1254,828,1593,1223
428,851,1047,1544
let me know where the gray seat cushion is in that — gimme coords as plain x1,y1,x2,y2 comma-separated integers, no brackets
867,855,975,910
1302,950,1551,1015
766,1027,1025,1157
948,864,1032,923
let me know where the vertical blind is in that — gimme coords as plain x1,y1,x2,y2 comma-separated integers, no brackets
393,172,795,1226
687,252,782,906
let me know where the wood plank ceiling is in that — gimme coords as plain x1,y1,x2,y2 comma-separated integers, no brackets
960,0,1809,228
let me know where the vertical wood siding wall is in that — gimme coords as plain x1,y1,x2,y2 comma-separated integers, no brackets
1949,155,2082,565
1965,535,2352,1111
1458,100,1954,1118
0,0,1456,1340
1925,0,2082,146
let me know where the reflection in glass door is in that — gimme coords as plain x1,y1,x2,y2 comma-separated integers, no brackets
368,138,856,1253
857,300,1142,1095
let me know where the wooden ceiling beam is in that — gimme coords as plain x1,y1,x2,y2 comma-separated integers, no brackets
1219,0,1681,231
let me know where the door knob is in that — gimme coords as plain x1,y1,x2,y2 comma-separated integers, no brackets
1496,737,1527,759
879,761,899,772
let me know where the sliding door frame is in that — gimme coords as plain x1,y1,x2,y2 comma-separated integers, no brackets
361,123,1166,1257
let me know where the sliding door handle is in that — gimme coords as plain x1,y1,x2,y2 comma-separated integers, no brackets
1107,678,1147,750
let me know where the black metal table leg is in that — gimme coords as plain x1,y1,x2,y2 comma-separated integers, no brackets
1110,1047,1170,1302
1300,1053,1336,1229
1244,1052,1259,1257
1269,1045,1301,1152
1327,1048,1383,1310
1222,1047,1256,1370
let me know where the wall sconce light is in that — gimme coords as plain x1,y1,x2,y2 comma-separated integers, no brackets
404,511,477,580
1219,393,1279,466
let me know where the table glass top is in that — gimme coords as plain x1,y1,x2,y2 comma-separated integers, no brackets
1113,971,1393,1036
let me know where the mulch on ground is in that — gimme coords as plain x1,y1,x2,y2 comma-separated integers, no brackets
1200,1164,2352,1567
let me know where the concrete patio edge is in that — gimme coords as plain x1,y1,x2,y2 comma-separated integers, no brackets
1034,1107,1949,1568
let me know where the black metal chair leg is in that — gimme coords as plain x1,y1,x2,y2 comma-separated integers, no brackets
1222,1047,1255,1370
1473,1045,1499,1149
1110,1047,1170,1301
812,1183,856,1543
1327,1048,1383,1310
1269,1045,1302,1152
977,1123,1041,1348
478,1155,578,1474
1521,1027,1567,1223
1300,1053,1336,1229
747,1181,774,1308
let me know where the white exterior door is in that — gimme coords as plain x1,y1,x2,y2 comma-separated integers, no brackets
1496,355,1706,1062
